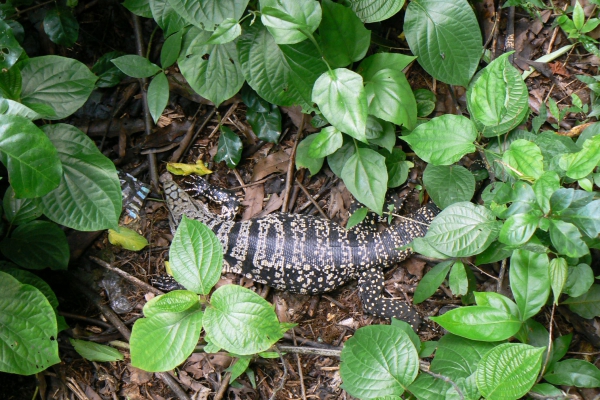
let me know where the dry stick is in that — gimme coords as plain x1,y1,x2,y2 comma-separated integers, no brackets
213,372,232,400
496,258,508,293
208,103,239,139
296,178,328,219
171,108,216,163
89,256,164,296
292,332,307,400
269,348,289,400
58,311,112,330
131,13,159,190
419,368,464,400
277,346,342,357
539,303,557,380
282,114,306,212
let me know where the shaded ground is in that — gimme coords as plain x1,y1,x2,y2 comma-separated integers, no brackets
3,0,600,398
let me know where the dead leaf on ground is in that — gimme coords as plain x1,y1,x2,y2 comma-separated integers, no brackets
251,150,289,182
550,62,570,77
128,366,153,385
242,184,264,220
403,257,427,279
257,193,283,217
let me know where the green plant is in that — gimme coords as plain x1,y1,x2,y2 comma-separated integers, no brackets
129,216,294,373
555,0,600,57
0,29,121,374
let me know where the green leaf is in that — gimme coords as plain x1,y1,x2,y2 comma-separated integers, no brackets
260,0,322,45
424,202,501,257
346,207,368,230
346,0,405,23
549,258,568,304
530,383,565,398
296,133,324,175
205,18,242,44
475,241,513,265
130,306,203,371
474,292,519,317
404,0,482,86
20,55,98,120
559,135,600,179
563,284,600,319
363,68,417,130
227,356,252,382
214,126,242,169
357,53,417,75
308,126,343,158
545,359,600,388
564,263,594,297
169,216,223,294
312,68,367,141
123,0,153,18
0,265,59,310
498,213,539,246
573,1,585,30
414,88,436,117
108,226,149,251
509,249,550,321
341,147,387,214
69,339,123,362
147,73,169,124
413,259,453,304
400,115,477,166
423,164,476,209
0,21,24,70
0,221,68,270
327,137,355,177
549,220,588,258
562,200,600,238
111,55,161,78
431,334,498,380
385,149,410,188
143,290,200,318
246,103,282,143
0,115,61,198
467,53,529,137
533,171,560,214
3,185,42,225
390,319,421,351
0,64,22,100
237,21,327,111
92,51,126,88
166,0,248,31
43,6,79,47
430,306,521,341
476,343,544,399
449,260,468,296
0,272,59,374
204,285,283,355
149,0,186,37
160,30,184,69
319,0,370,68
340,325,419,398
40,124,122,231
502,139,544,180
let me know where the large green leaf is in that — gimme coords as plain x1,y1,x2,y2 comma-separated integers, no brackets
404,0,482,86
430,334,498,380
0,272,60,374
143,290,200,318
0,20,24,70
340,325,419,398
563,284,600,319
260,0,321,44
0,65,22,101
413,259,454,304
319,0,370,68
467,53,529,137
205,18,242,45
346,0,405,22
423,164,475,209
308,126,343,158
549,219,589,258
130,306,203,372
341,147,387,214
559,134,600,180
549,257,568,304
423,202,501,257
430,306,521,341
474,292,519,317
69,339,124,362
123,0,153,18
149,0,186,37
147,73,169,124
166,0,248,31
533,171,560,214
0,115,62,198
20,56,97,119
40,124,122,231
43,6,79,47
363,68,417,129
562,200,600,238
544,359,600,388
502,140,544,180
498,213,539,246
296,133,324,175
509,249,550,321
203,285,283,355
400,115,477,165
179,28,244,107
564,263,594,298
0,265,59,310
312,68,367,141
169,216,223,295
476,343,544,399
0,221,68,270
237,21,327,111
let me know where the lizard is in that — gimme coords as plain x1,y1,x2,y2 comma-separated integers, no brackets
158,172,440,329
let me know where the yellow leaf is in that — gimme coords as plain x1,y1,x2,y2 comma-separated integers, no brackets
108,226,149,251
167,160,212,176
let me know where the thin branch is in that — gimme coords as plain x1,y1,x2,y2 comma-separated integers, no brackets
89,256,164,296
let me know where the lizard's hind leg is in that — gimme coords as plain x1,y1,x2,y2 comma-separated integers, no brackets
358,267,422,330
182,175,241,220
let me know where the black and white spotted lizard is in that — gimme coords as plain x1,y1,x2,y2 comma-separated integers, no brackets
158,172,439,329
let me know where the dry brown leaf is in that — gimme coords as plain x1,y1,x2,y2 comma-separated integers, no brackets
251,150,289,181
549,62,570,77
242,184,265,220
403,258,427,279
257,193,283,217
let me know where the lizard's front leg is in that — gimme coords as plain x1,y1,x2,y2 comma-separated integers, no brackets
358,267,422,330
